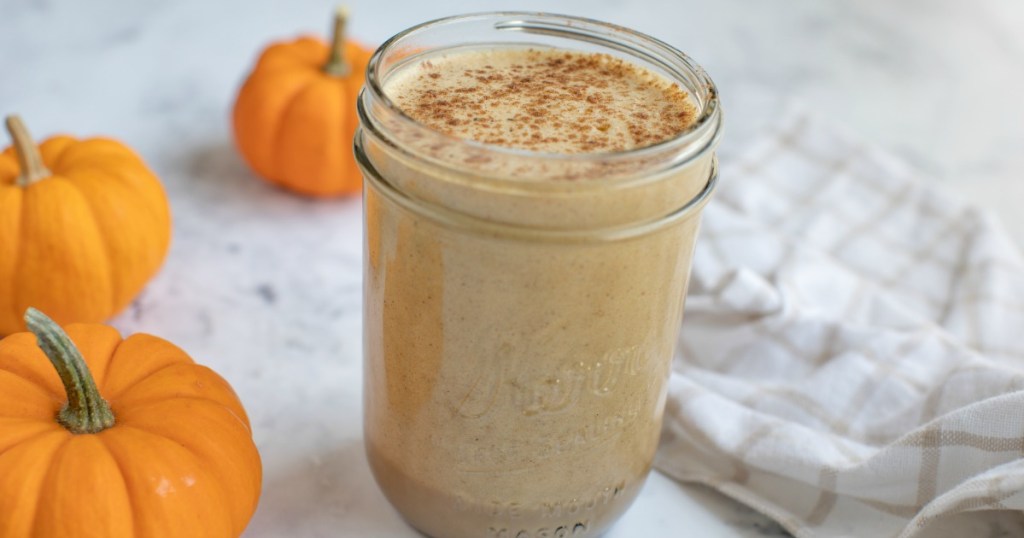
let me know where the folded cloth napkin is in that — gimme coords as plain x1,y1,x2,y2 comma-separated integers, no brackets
656,108,1024,538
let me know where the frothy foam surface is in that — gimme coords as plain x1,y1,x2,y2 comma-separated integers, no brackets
383,47,697,154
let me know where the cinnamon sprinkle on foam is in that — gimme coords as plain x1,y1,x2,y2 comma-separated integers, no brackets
385,48,697,154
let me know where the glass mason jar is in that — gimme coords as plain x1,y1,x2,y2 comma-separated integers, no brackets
356,12,721,538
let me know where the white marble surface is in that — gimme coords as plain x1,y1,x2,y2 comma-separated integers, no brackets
2,0,1023,536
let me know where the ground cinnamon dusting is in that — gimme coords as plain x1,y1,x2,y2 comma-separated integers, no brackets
385,47,697,154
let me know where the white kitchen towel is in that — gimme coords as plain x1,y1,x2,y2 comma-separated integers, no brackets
656,108,1024,538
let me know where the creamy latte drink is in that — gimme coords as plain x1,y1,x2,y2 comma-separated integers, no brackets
357,13,721,538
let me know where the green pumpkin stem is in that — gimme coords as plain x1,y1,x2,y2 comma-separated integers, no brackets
24,308,115,435
5,116,52,187
323,6,351,77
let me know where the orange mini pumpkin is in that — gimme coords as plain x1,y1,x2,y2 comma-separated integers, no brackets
0,116,171,335
233,8,373,197
0,308,262,537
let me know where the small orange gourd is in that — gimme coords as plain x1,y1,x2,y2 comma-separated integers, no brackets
0,116,171,335
233,7,373,197
0,308,262,537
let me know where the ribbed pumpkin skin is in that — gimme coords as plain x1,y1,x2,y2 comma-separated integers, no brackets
233,37,372,197
0,137,171,335
0,324,262,537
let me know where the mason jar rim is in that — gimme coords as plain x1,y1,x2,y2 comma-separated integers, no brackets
362,11,722,171
357,125,719,241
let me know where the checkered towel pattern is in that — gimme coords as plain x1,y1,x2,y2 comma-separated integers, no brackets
656,109,1024,537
